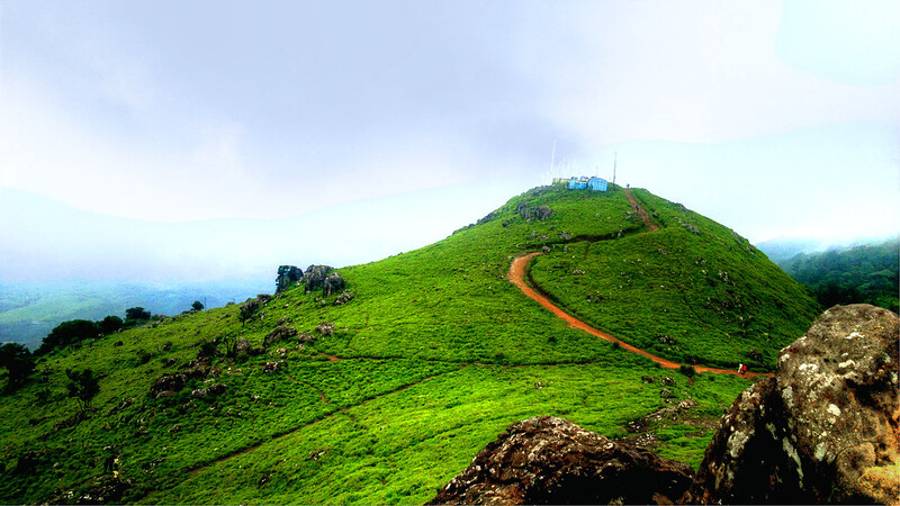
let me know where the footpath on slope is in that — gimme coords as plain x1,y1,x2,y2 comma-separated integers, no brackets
509,190,769,378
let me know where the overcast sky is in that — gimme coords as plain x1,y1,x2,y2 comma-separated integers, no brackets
1,0,898,282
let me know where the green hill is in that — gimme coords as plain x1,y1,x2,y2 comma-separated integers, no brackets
529,189,821,369
0,185,818,504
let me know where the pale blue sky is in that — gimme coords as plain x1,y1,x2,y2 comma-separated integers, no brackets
1,0,898,282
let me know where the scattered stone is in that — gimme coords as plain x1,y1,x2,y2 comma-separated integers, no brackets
264,325,298,347
298,333,316,345
235,338,252,355
685,304,900,505
333,290,354,306
262,361,280,373
429,416,693,505
315,323,335,336
516,203,553,221
657,335,677,346
155,390,177,399
476,211,498,225
207,383,226,396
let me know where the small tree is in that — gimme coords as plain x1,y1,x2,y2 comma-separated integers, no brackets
125,307,151,321
0,343,35,392
191,300,205,312
65,369,100,413
98,315,124,335
36,320,99,355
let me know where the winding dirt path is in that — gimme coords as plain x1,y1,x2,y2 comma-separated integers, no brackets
624,189,659,232
509,192,770,378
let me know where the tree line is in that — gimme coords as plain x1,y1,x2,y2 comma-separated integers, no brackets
0,301,205,395
780,239,898,313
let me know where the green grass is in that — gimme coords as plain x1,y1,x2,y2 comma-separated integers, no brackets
529,189,820,369
0,185,810,503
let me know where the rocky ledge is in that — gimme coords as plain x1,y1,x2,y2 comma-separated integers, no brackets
429,416,693,505
432,304,899,505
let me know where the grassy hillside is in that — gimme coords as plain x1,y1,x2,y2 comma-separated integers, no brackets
0,185,815,504
529,189,820,370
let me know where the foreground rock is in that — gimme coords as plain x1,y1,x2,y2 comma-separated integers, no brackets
429,416,693,505
686,304,899,505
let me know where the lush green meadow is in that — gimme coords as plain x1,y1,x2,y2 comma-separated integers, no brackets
529,189,820,369
0,185,813,503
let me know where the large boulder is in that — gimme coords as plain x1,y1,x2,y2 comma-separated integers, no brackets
275,265,304,293
429,416,693,505
685,304,899,505
322,272,345,296
304,265,335,292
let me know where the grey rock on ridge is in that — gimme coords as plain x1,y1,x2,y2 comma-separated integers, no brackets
686,304,899,505
429,416,694,505
275,265,304,293
303,265,334,292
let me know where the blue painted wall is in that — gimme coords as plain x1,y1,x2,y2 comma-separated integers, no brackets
567,178,587,190
588,177,608,192
567,176,606,191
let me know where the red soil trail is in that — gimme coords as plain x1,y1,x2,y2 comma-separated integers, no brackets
624,189,659,232
508,252,771,378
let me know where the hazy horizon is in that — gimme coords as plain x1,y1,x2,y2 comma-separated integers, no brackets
2,0,898,284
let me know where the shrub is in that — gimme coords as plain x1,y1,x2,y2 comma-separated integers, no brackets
125,307,151,320
0,343,35,392
98,315,124,335
678,364,696,377
65,369,100,412
191,301,205,312
37,320,99,355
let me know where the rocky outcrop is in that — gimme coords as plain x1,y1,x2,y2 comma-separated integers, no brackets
303,265,335,292
433,305,899,505
685,304,899,505
275,265,304,293
322,272,345,296
429,416,693,505
516,203,552,221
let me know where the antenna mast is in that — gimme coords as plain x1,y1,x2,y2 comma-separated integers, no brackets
549,139,557,179
613,151,617,186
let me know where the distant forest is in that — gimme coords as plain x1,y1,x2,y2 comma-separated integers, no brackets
780,239,899,314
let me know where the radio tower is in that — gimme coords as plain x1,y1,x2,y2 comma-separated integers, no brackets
612,151,617,186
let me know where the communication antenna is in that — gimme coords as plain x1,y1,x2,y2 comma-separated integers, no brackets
549,139,557,178
613,151,617,186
